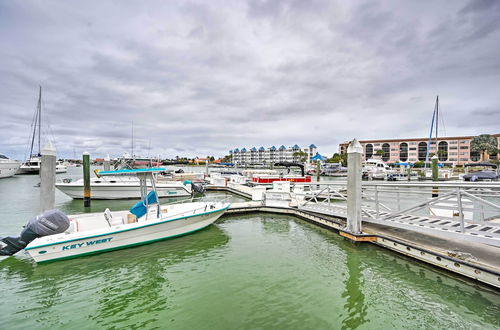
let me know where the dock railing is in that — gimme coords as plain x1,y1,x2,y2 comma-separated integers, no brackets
295,181,500,246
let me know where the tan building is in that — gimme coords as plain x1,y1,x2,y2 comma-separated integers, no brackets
339,134,500,165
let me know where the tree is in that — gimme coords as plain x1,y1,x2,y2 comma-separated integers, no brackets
293,151,308,162
327,153,347,166
471,134,498,161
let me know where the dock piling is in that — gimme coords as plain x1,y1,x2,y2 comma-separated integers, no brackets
431,155,439,197
316,161,321,182
346,139,363,234
83,152,91,208
103,155,110,171
40,142,56,212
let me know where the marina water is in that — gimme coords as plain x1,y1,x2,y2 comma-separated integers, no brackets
0,168,499,329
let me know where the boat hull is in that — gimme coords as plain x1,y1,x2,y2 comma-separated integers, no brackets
0,162,20,178
25,208,227,262
56,183,192,199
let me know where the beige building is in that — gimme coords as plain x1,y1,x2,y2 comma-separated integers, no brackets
339,134,500,165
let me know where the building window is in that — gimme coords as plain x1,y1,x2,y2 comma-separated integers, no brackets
418,142,427,161
460,146,469,150
438,141,448,161
382,143,390,162
374,143,380,146
399,142,408,162
365,144,373,160
449,146,457,150
449,141,458,144
470,151,480,161
409,142,417,145
409,147,416,151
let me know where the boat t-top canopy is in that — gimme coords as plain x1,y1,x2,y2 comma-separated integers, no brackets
98,168,167,176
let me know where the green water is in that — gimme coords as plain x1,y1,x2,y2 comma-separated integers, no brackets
0,170,499,329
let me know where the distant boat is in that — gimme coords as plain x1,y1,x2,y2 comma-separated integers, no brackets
17,86,67,175
0,154,20,178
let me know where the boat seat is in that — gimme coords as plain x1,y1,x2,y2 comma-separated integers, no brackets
103,208,123,226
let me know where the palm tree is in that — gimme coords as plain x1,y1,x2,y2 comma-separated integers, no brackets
471,134,498,161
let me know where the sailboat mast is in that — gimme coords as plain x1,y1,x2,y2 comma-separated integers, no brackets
131,122,134,158
38,86,42,156
435,95,439,142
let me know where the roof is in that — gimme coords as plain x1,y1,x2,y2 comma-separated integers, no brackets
339,134,500,146
241,148,247,152
270,146,276,151
309,144,317,148
259,147,265,151
292,144,300,149
310,153,327,161
279,145,286,150
99,168,167,176
251,147,257,151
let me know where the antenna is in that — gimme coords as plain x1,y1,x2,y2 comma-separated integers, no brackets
131,121,134,158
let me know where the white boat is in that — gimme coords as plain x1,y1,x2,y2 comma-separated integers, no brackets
0,168,231,263
17,157,68,174
362,159,393,180
56,175,193,199
0,154,20,178
17,86,67,175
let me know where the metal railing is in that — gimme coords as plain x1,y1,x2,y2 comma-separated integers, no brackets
296,181,500,244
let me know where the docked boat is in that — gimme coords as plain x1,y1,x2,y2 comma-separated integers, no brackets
362,159,393,180
0,154,20,178
463,163,499,182
0,168,230,263
251,162,312,184
56,171,194,199
18,157,68,174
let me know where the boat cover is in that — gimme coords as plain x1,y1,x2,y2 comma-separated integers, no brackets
130,191,158,218
99,168,167,176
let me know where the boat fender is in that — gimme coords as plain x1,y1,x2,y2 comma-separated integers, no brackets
0,209,70,256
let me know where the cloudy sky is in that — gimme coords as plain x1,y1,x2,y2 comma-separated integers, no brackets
1,0,499,160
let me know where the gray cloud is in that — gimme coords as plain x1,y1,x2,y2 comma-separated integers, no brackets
0,0,499,160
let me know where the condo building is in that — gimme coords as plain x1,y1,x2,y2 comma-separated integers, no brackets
230,144,317,165
339,134,500,165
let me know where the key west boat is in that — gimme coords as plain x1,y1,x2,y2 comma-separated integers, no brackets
0,168,230,263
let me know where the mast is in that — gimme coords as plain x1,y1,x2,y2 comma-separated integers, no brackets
131,121,134,159
435,95,439,144
38,86,42,156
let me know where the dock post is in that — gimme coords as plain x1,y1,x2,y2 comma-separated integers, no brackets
205,159,209,177
316,161,321,182
83,152,91,208
40,142,56,212
431,155,439,197
346,139,363,234
103,155,110,171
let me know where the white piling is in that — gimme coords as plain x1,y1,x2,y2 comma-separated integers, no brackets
40,142,56,212
103,154,110,171
346,139,363,234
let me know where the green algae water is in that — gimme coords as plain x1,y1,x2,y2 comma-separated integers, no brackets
0,170,499,329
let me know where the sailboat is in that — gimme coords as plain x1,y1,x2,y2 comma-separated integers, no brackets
17,87,67,174
423,96,453,179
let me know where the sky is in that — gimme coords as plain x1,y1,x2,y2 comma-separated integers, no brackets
0,0,499,160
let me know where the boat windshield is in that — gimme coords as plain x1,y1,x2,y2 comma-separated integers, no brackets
0,154,8,159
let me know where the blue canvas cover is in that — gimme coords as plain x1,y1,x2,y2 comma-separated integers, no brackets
129,191,158,219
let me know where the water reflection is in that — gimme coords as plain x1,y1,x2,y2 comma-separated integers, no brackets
341,244,368,330
0,225,229,329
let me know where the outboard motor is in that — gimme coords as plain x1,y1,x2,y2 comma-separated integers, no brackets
0,209,70,256
191,182,206,194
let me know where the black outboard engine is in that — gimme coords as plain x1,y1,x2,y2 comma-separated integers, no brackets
0,209,70,256
191,182,206,194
